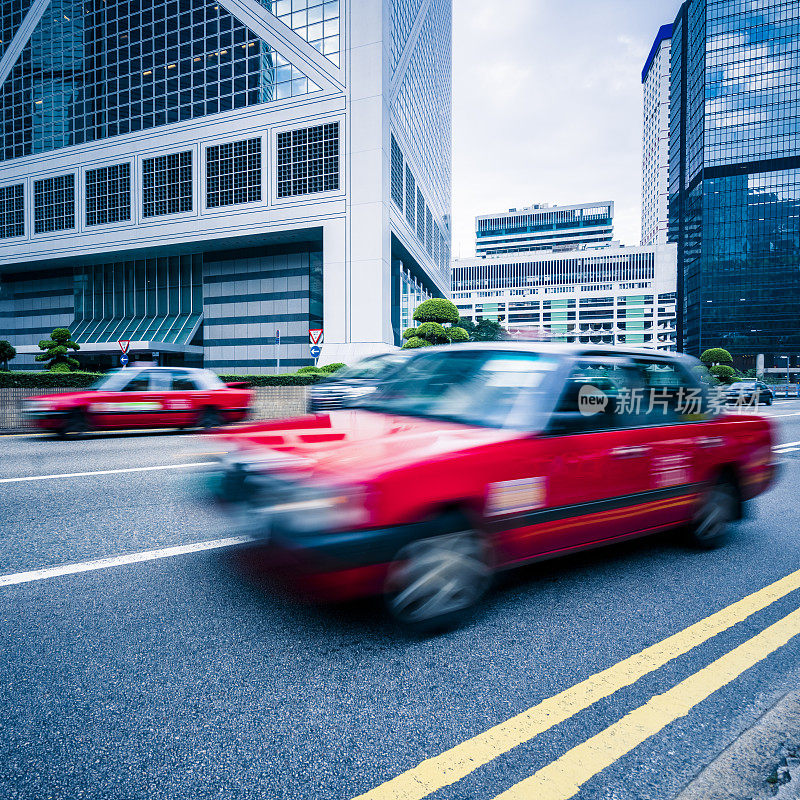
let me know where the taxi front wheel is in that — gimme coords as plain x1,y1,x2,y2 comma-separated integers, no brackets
384,526,491,633
57,409,91,439
688,479,738,549
198,407,221,430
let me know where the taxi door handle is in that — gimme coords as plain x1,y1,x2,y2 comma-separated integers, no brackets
610,445,651,459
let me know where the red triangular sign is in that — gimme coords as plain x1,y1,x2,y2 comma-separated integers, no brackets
118,340,131,353
309,329,323,345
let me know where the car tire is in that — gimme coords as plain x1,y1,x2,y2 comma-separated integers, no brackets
765,396,773,406
198,407,221,430
384,525,491,633
57,409,91,439
687,479,738,550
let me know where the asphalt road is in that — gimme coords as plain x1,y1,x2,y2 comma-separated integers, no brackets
3,401,800,800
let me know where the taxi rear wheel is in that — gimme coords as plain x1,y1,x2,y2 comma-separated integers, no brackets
198,407,221,430
385,527,491,633
688,479,738,549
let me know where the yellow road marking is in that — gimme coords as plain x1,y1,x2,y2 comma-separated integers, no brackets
353,568,800,800
493,605,800,800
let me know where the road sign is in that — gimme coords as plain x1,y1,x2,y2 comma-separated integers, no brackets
310,345,321,358
275,329,280,346
118,340,130,354
309,328,323,345
120,353,129,366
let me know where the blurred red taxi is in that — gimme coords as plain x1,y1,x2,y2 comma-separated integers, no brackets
24,367,251,436
212,344,778,630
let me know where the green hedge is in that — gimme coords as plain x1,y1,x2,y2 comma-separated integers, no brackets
0,370,325,388
0,371,104,388
216,373,324,386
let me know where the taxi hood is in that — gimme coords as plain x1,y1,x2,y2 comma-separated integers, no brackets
217,410,521,479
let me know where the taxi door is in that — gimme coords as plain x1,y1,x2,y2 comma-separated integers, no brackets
90,370,165,429
537,357,656,550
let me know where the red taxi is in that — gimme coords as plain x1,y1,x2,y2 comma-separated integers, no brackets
212,344,777,630
24,367,252,436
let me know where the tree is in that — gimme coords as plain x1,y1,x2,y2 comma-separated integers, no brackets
35,328,80,372
472,319,507,342
700,348,733,366
401,298,469,349
0,340,15,371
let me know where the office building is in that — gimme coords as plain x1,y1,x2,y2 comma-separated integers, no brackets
641,24,671,247
452,244,677,351
669,0,800,374
474,201,615,257
0,0,451,373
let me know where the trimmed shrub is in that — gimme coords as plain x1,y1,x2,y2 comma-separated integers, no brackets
35,328,80,371
216,373,325,386
413,298,460,325
700,347,733,365
446,326,469,343
709,364,738,385
401,336,432,350
320,362,346,374
0,340,16,371
415,321,450,344
402,327,417,340
297,365,322,374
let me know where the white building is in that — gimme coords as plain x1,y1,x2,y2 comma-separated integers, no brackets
0,0,451,373
475,201,615,257
641,24,672,247
453,244,678,351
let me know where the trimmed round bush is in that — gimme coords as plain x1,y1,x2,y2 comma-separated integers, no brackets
700,347,733,365
402,336,432,349
709,364,738,384
413,298,460,325
320,362,346,374
415,322,450,344
446,326,469,343
402,327,417,340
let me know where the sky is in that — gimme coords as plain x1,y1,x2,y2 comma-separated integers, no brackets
451,0,679,258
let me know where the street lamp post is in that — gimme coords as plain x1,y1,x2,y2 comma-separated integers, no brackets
780,355,790,397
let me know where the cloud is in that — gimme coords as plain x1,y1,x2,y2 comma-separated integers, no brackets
452,0,679,257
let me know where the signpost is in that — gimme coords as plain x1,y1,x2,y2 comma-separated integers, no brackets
309,329,323,367
275,330,280,374
118,340,130,367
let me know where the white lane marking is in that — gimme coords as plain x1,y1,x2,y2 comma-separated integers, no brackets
0,536,252,588
764,411,800,418
775,440,800,448
774,446,800,454
0,461,216,484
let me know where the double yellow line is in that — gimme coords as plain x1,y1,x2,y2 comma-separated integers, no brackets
354,568,800,800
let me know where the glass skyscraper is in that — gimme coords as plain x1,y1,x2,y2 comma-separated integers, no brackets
668,0,800,373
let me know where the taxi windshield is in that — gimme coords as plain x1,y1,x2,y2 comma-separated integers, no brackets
355,349,562,429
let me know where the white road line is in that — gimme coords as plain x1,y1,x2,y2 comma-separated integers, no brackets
0,536,252,588
0,461,216,484
774,447,800,454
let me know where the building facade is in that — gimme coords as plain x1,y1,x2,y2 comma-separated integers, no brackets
474,202,615,257
641,24,671,247
0,0,451,373
668,0,800,375
452,244,677,351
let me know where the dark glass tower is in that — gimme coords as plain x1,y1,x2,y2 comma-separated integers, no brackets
668,0,800,371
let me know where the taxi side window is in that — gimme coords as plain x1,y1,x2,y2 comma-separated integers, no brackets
548,360,645,434
631,359,709,424
172,373,200,391
120,373,152,392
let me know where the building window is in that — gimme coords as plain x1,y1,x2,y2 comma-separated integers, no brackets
142,151,193,218
426,207,433,255
34,174,75,234
0,184,24,238
277,122,339,198
86,163,131,226
391,136,403,209
206,138,261,208
405,166,415,227
416,189,425,243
